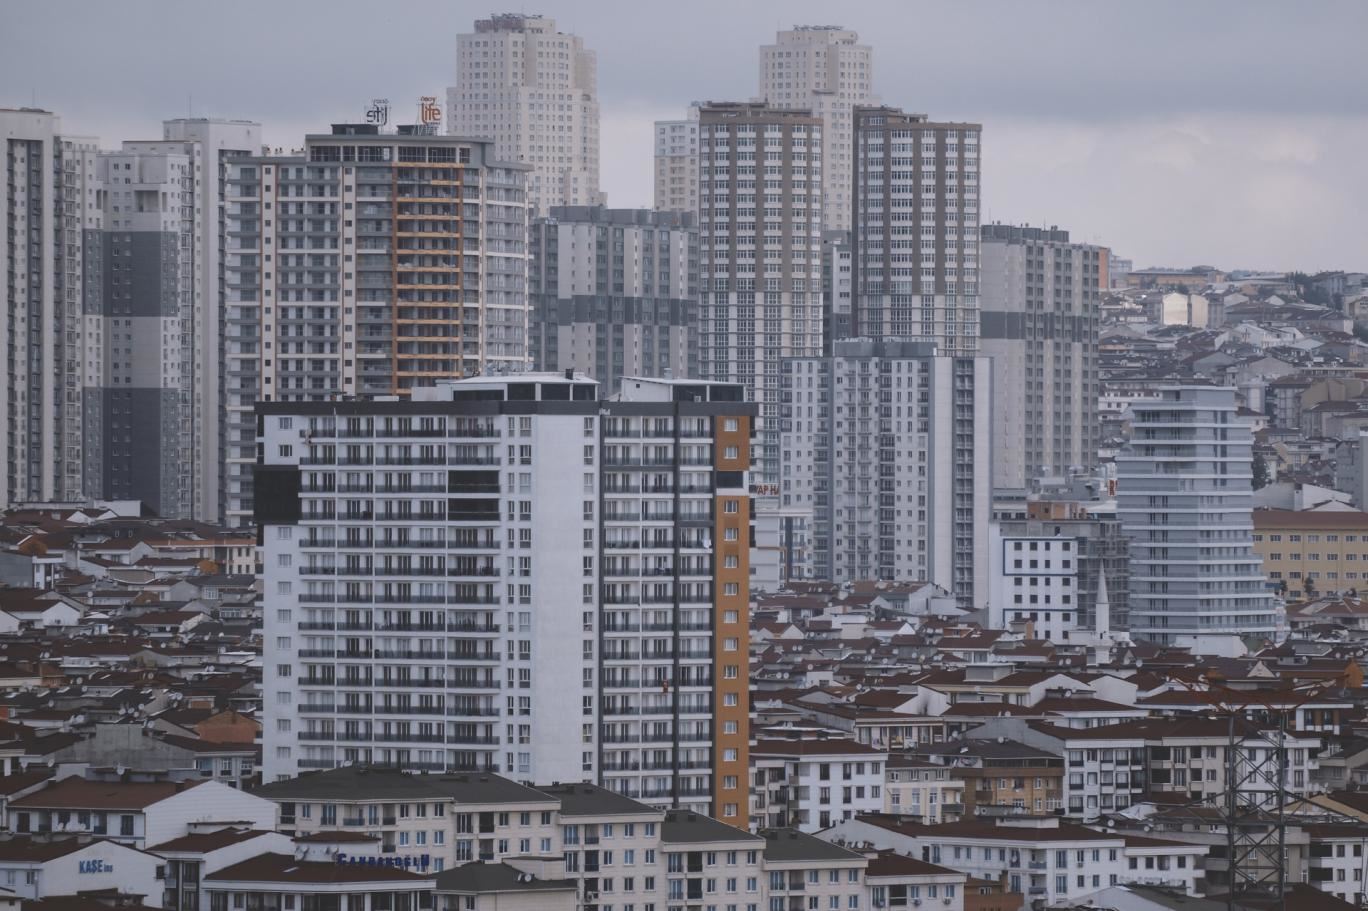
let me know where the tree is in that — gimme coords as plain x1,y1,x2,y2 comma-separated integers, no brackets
1303,575,1317,599
1252,452,1271,490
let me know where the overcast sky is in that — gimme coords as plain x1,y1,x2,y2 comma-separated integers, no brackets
6,0,1366,271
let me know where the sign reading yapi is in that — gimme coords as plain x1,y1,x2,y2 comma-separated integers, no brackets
78,859,113,874
419,96,442,126
366,99,390,126
336,852,432,871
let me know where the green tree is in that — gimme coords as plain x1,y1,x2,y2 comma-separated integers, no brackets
1252,452,1270,489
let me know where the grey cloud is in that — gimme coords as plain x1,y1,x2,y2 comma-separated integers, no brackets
4,0,1365,269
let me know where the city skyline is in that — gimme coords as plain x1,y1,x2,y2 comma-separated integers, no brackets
3,0,1365,272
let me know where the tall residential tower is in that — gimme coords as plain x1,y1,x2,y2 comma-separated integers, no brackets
221,124,529,525
530,206,697,394
979,224,1105,491
781,339,991,606
258,374,755,826
759,26,876,233
850,105,982,353
1117,386,1280,644
697,102,824,485
0,108,100,509
448,13,601,216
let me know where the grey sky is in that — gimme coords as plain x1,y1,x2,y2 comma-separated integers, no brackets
5,0,1366,270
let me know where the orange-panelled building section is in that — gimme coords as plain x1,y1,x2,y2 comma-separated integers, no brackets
712,414,751,829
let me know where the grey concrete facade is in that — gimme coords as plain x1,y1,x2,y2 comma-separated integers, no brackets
781,338,992,607
979,224,1105,491
530,206,697,393
849,106,982,354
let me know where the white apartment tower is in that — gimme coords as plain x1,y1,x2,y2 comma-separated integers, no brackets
781,339,991,607
851,106,982,353
82,119,262,520
979,224,1105,491
449,13,601,216
0,108,100,510
258,374,755,827
220,124,530,526
653,105,699,214
158,118,263,521
1117,386,1281,644
698,102,824,486
759,26,876,233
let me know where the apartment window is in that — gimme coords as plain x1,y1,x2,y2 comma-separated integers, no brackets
724,500,739,513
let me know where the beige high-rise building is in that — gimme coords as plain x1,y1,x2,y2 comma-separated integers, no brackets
759,26,876,233
448,13,601,216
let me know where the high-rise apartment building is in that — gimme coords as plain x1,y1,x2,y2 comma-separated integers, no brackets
1117,386,1281,644
85,147,197,517
221,124,529,525
653,106,699,214
780,339,991,606
448,13,601,216
697,102,824,485
156,118,263,521
850,106,982,353
759,26,876,233
257,374,754,826
529,206,697,394
979,224,1105,491
0,108,100,510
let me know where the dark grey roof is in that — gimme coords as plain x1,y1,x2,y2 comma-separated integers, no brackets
758,829,864,863
534,782,660,818
435,862,578,895
915,739,1059,761
661,809,763,845
252,767,556,806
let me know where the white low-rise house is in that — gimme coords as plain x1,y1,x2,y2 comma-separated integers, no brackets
149,825,296,911
0,835,163,903
759,830,867,911
820,814,1204,907
752,738,887,831
8,778,277,849
1305,823,1368,906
